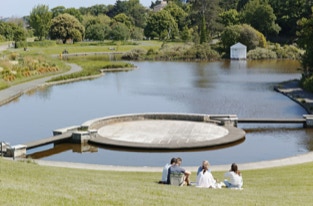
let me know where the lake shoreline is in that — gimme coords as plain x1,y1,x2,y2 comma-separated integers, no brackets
274,79,313,114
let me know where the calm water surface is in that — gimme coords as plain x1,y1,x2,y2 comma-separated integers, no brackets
1,60,312,166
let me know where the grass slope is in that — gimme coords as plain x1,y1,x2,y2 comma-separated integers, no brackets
1,158,313,205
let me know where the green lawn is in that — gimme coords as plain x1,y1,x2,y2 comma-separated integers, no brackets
23,40,164,55
0,158,312,206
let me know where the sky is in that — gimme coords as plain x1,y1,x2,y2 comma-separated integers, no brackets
0,0,152,18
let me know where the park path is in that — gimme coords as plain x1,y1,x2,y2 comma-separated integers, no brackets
32,151,313,172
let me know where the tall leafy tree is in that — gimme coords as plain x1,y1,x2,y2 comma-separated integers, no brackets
189,0,222,42
297,8,313,77
219,0,239,10
241,0,280,37
126,0,147,28
106,0,128,18
29,4,52,40
0,22,27,42
164,2,188,31
144,10,178,40
270,0,313,39
51,6,66,18
237,0,249,11
51,6,83,22
109,22,130,40
79,4,108,16
83,14,111,41
113,13,133,28
50,14,85,43
221,24,266,52
219,9,240,27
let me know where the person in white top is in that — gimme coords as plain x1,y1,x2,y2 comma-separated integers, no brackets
159,157,176,184
196,160,220,188
224,163,243,189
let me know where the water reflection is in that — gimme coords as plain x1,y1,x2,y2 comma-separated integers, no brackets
1,59,312,166
27,143,98,159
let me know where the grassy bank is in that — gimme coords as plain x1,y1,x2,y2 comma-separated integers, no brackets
0,158,312,205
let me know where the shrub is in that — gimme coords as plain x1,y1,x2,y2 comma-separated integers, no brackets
184,44,220,60
15,41,27,48
8,52,19,60
27,40,56,47
122,49,146,60
271,43,302,59
302,75,313,92
247,47,277,59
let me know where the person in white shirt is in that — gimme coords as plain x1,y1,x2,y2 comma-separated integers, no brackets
196,160,220,188
159,157,176,184
224,163,243,189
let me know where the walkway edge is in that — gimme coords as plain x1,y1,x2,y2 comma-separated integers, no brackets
32,151,313,172
0,63,83,107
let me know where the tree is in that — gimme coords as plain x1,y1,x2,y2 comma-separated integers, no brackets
237,0,249,11
164,2,188,31
113,13,133,28
79,4,108,16
106,0,128,18
51,6,83,22
270,0,313,39
83,14,111,40
219,0,239,10
0,22,15,40
221,24,266,52
125,0,147,28
219,9,240,27
65,8,83,22
189,0,222,41
241,0,280,37
297,8,313,77
200,15,207,43
50,14,85,43
29,4,52,40
51,6,66,18
144,10,178,40
85,23,111,41
0,22,27,42
109,22,130,40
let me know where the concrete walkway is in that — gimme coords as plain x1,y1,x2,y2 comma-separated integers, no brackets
33,151,313,172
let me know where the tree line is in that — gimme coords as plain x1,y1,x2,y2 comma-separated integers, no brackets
1,0,313,77
0,0,311,43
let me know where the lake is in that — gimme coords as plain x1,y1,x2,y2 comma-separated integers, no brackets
1,59,312,167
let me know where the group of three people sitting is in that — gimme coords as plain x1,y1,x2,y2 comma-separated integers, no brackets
161,157,243,189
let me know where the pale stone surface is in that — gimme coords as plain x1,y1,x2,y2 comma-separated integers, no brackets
98,120,229,144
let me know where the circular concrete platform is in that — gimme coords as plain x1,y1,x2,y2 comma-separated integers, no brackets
83,113,246,150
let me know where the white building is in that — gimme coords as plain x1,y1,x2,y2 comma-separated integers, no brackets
230,42,247,60
153,1,167,12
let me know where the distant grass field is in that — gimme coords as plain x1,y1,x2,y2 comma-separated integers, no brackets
22,40,163,55
0,158,313,206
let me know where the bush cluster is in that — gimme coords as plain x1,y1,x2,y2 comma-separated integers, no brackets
0,53,60,83
247,48,277,59
270,44,302,59
122,44,220,61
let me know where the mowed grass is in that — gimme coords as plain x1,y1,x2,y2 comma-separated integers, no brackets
0,158,313,206
22,40,164,55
